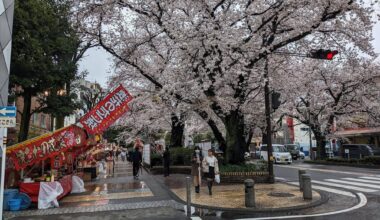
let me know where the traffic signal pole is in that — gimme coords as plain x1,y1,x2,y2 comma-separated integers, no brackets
264,60,275,183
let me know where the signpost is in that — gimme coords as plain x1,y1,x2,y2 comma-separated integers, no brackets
0,106,16,220
345,148,350,159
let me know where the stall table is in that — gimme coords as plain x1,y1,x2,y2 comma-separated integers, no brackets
19,175,73,203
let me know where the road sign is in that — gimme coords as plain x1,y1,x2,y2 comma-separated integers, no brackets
345,149,349,154
0,106,16,117
0,118,16,128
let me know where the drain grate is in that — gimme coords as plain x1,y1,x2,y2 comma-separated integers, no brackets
267,192,295,197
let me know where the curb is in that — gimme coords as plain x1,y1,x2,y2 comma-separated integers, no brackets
303,161,380,169
156,177,329,214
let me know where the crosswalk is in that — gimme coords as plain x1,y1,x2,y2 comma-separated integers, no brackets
288,175,380,197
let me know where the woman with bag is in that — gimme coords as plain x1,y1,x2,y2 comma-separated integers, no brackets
191,146,203,193
202,149,219,195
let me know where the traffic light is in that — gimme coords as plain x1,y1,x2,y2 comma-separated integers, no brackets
309,49,338,60
271,91,281,110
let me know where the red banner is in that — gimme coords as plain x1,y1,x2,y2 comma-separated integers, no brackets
7,125,87,171
79,85,133,134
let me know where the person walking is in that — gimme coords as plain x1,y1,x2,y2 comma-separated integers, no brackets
191,146,203,193
162,147,171,177
106,152,114,177
131,147,142,180
121,150,126,162
202,149,219,195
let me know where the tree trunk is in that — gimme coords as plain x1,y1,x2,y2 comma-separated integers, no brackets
170,113,185,148
196,110,227,152
224,110,245,164
313,129,326,159
18,92,32,142
55,116,65,130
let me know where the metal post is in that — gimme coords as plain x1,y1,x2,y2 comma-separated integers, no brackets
298,170,306,191
264,59,274,183
244,179,255,207
186,177,191,217
302,174,312,200
0,128,8,220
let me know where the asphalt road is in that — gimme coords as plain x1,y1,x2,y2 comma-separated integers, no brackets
272,161,380,220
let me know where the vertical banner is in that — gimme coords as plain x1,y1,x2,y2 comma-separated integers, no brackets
79,85,133,134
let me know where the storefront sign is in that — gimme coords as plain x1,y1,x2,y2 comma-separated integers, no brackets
79,85,133,134
7,125,87,170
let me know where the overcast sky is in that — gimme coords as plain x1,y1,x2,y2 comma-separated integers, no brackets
78,15,380,89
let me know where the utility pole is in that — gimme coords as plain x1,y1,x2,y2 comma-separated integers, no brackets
308,110,313,160
264,59,274,183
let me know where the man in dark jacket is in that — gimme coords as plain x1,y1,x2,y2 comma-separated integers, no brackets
131,147,142,180
163,147,170,177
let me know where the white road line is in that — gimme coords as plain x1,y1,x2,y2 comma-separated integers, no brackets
288,182,355,197
359,176,380,181
275,164,378,177
311,180,377,193
325,179,380,189
236,193,367,220
191,217,202,220
275,177,287,181
343,178,380,185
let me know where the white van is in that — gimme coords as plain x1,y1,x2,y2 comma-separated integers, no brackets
260,144,292,164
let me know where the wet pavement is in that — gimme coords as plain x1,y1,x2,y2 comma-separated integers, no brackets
4,162,186,220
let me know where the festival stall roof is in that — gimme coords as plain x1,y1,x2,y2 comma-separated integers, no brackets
6,125,88,171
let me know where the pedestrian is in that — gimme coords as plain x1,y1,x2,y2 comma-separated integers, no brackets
163,147,171,177
121,150,126,162
131,147,142,180
202,149,219,195
191,146,203,193
106,152,114,176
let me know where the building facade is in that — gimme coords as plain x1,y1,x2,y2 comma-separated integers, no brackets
0,0,14,106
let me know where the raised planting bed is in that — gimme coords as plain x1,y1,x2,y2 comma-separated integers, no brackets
220,171,270,183
147,166,191,175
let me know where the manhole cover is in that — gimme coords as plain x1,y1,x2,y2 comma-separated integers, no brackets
267,192,295,197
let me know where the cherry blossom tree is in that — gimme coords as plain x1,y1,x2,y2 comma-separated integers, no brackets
74,0,376,163
277,57,380,158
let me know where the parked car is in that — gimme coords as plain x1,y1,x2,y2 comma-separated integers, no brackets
341,144,380,159
260,144,292,164
284,144,302,160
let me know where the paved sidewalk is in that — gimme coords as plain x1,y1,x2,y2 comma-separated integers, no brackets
4,162,186,220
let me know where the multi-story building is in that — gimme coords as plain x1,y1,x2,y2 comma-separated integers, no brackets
64,79,103,127
0,0,14,106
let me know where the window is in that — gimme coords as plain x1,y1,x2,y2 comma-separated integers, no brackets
32,114,39,126
40,115,46,128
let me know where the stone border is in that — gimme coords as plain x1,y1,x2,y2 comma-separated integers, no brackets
157,178,328,213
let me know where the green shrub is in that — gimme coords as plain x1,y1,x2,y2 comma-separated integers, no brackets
359,156,380,165
220,163,267,173
170,147,193,166
151,153,163,167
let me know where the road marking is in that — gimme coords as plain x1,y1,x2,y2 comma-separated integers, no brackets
343,178,380,185
325,179,380,189
359,176,380,181
288,182,355,197
275,177,287,181
236,193,367,220
311,180,377,193
191,217,202,220
275,164,379,176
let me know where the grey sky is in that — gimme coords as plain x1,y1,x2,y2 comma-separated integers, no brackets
79,19,380,89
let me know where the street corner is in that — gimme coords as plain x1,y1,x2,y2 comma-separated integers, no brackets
166,179,326,213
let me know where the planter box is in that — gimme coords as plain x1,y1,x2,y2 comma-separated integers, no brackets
220,171,270,183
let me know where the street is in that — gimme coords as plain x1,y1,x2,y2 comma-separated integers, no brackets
272,161,380,220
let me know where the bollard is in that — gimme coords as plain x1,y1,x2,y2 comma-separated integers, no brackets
186,177,191,217
301,174,312,200
244,179,255,208
298,170,306,191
